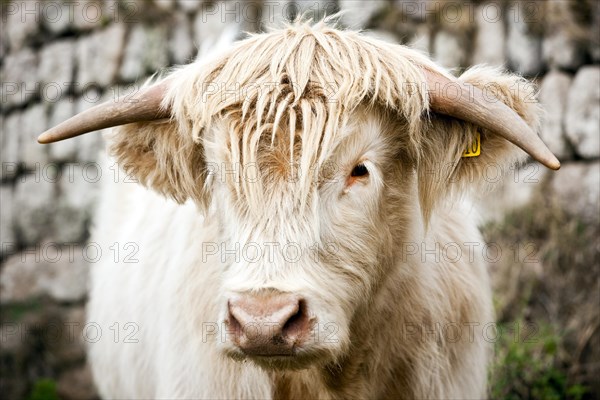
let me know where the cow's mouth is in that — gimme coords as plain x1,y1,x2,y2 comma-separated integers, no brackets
239,341,296,357
223,326,313,367
223,345,332,371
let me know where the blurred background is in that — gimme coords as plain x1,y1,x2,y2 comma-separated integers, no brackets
0,0,598,399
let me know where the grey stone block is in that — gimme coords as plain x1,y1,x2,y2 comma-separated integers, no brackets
193,5,241,57
13,174,55,246
1,185,15,256
38,39,76,99
5,0,40,50
565,66,600,159
54,164,99,243
478,164,549,223
472,2,505,66
0,244,90,302
0,13,7,60
1,47,38,108
41,0,75,34
20,103,49,168
541,1,586,71
543,33,585,72
539,70,573,160
1,113,22,180
73,0,108,31
178,0,204,13
155,0,176,10
76,24,126,89
433,30,466,69
119,24,169,82
407,25,430,54
506,3,543,76
338,0,387,28
169,11,194,64
550,161,600,223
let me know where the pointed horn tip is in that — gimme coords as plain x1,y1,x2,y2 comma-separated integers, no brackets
548,159,561,171
37,133,51,144
37,131,57,144
539,153,561,171
38,128,66,144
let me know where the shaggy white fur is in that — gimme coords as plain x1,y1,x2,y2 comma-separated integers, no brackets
86,21,542,399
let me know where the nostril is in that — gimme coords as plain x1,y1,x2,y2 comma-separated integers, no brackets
281,299,309,340
227,301,242,334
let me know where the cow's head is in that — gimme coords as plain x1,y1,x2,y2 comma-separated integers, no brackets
39,22,559,370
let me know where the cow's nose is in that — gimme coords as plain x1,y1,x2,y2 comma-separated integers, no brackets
227,292,311,356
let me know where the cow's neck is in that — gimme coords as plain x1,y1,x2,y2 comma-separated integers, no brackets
270,363,365,400
268,303,388,399
271,371,313,400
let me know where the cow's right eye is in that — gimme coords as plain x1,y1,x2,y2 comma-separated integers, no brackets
350,163,369,177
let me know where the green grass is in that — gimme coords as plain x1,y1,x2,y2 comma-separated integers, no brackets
27,379,60,400
482,194,598,399
489,320,587,400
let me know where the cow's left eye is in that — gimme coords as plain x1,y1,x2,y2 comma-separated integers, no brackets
350,163,369,177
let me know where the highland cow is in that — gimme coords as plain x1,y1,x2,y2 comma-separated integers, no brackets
39,21,559,399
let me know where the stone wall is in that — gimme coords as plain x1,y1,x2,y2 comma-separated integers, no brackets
1,1,598,398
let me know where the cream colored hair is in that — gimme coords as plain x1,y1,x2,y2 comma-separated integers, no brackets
111,19,540,221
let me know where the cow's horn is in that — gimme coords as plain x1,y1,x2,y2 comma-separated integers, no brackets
37,80,171,144
423,69,560,170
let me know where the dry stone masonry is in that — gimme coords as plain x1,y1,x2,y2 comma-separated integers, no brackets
0,1,598,398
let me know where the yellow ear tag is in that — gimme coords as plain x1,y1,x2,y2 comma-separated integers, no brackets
462,130,481,158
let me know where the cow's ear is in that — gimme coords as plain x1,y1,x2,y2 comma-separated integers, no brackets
417,66,542,218
109,119,210,208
